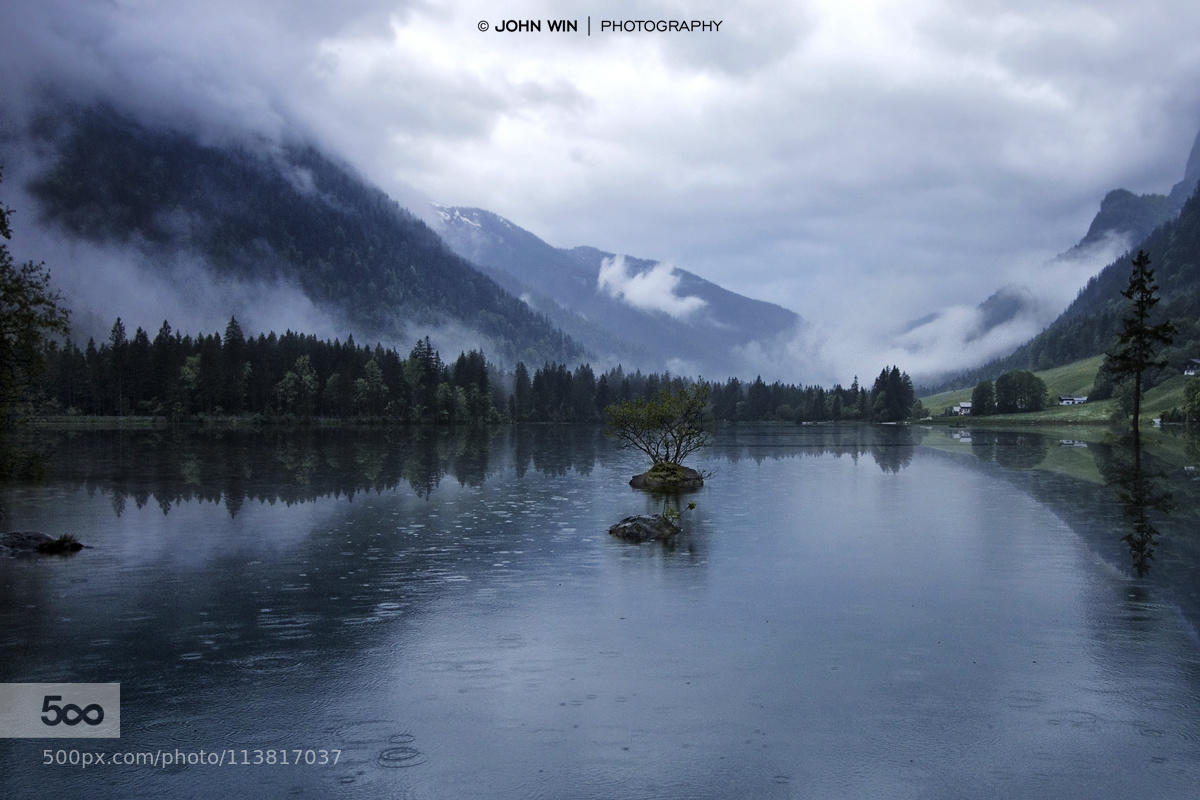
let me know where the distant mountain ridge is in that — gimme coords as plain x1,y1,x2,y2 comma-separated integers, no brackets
433,205,804,377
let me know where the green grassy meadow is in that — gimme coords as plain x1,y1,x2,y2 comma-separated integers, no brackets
921,354,1194,427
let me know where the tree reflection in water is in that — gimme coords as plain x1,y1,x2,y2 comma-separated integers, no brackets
1095,433,1175,577
968,430,1050,470
0,425,619,516
708,423,921,474
3,424,928,522
0,427,499,514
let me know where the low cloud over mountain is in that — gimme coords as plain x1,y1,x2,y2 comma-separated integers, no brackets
596,256,707,319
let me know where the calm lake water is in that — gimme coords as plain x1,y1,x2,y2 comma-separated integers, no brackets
2,424,1199,799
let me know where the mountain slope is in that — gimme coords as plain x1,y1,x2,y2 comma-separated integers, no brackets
920,124,1200,393
1077,188,1177,248
430,206,650,365
1021,187,1200,366
1077,127,1200,249
901,283,1047,342
433,206,803,377
1168,128,1200,208
927,186,1200,393
22,104,583,365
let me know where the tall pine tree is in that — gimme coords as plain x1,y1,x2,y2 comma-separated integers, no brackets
1106,250,1175,437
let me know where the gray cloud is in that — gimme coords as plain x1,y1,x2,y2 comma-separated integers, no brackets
9,222,349,346
3,0,1200,381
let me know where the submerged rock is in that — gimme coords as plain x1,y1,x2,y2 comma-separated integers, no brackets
608,514,681,542
630,462,704,492
1,532,86,556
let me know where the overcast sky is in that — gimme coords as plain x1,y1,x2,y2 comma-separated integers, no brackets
4,0,1200,380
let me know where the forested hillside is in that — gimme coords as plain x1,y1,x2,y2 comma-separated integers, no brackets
26,104,583,366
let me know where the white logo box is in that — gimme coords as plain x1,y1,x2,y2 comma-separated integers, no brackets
0,683,120,738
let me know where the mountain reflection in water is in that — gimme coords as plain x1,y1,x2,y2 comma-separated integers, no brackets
2,423,930,518
2,423,1199,800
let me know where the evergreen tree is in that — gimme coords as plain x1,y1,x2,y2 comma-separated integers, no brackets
107,317,128,414
594,373,612,413
321,372,346,416
275,354,319,417
571,363,597,421
83,338,100,413
197,332,224,413
713,377,741,420
513,361,532,421
353,358,388,416
1105,250,1176,437
1184,379,1200,433
128,326,152,411
222,316,248,413
407,336,442,418
869,366,914,422
746,376,770,419
151,320,178,407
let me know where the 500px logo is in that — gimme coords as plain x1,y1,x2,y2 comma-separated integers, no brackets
41,695,105,727
1,683,121,738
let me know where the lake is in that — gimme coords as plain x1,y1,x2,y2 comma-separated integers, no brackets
2,424,1198,798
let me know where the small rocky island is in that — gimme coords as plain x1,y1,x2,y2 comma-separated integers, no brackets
629,462,704,492
604,383,711,491
608,514,681,542
604,383,711,541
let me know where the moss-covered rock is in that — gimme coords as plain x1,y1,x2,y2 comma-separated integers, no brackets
608,514,681,542
629,462,704,492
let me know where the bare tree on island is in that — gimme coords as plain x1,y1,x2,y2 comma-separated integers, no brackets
605,383,712,491
1106,250,1175,439
605,383,711,541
